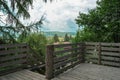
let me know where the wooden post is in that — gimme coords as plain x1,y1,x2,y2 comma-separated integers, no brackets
46,45,54,80
81,43,85,63
78,43,85,63
98,42,101,65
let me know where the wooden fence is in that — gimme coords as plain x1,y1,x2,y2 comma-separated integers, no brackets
0,43,29,75
85,42,120,67
0,42,120,79
45,43,85,79
46,42,120,79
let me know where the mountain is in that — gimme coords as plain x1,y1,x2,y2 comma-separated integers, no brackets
43,31,76,37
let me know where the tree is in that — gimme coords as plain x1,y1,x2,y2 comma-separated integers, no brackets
0,0,53,43
18,33,47,63
64,33,70,42
53,34,59,42
75,0,120,42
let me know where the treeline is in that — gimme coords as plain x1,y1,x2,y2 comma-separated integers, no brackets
74,0,120,43
53,33,72,42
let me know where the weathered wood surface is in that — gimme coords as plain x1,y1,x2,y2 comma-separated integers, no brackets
85,42,120,67
0,43,29,75
46,43,84,79
52,63,120,80
0,70,46,80
1,64,120,80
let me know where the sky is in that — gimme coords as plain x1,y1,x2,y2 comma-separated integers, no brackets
1,0,97,33
29,0,97,32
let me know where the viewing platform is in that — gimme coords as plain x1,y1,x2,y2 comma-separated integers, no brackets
0,42,120,80
0,63,120,80
52,63,120,80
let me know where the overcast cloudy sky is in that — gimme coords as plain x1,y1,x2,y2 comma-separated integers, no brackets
5,0,97,32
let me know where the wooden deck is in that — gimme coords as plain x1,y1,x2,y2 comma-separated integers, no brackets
52,63,120,80
0,70,46,80
0,63,120,80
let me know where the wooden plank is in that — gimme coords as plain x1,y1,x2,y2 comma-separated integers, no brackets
54,43,83,48
86,50,98,54
54,56,80,69
85,42,120,46
54,61,80,76
0,48,29,56
0,70,46,80
89,57,120,64
86,46,97,50
0,59,26,68
3,71,24,80
0,43,27,49
54,47,82,55
101,61,120,67
10,71,32,80
14,71,34,80
101,52,120,57
0,66,22,76
0,54,27,62
101,56,120,62
24,70,45,79
24,70,46,80
101,47,119,52
54,52,80,63
85,42,99,46
101,43,120,46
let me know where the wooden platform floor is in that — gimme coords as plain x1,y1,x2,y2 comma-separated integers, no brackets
53,63,120,80
0,64,120,80
0,70,46,80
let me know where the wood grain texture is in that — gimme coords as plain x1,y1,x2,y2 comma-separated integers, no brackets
0,70,46,80
0,43,28,76
52,63,120,80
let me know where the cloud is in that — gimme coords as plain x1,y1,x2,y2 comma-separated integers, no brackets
0,0,97,32
21,0,97,32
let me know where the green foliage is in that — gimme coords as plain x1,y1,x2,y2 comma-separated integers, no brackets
53,34,59,42
0,38,6,44
47,37,54,44
64,33,70,42
0,0,50,43
72,28,95,43
18,33,47,62
75,0,120,42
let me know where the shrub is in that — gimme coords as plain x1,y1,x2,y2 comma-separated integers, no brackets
18,33,47,63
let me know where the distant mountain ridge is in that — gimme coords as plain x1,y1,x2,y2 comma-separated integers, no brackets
43,31,76,37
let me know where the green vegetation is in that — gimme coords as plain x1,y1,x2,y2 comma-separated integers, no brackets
0,0,53,43
64,33,70,42
75,0,120,42
0,0,33,43
18,33,47,63
53,34,59,42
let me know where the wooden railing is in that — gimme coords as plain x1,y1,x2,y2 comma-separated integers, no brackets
45,43,85,79
0,42,120,79
46,42,120,80
85,42,120,67
0,43,46,76
0,43,29,75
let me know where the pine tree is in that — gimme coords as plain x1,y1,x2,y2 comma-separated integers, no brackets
53,34,59,42
64,33,70,42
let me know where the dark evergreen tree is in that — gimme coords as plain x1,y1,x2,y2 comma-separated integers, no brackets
0,0,53,43
53,34,59,42
64,33,70,42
